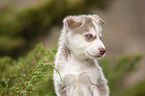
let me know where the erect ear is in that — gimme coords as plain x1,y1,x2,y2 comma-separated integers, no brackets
89,14,105,24
63,16,82,30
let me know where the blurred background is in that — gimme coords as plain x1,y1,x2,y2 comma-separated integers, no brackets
0,0,145,96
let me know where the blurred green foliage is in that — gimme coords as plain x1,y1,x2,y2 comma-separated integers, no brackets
99,54,144,96
0,44,57,96
0,0,110,58
119,80,145,96
0,44,144,96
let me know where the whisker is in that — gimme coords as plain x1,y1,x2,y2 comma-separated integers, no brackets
103,27,113,31
106,50,112,54
102,27,113,36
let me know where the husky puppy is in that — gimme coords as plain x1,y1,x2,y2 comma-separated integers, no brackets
53,15,109,96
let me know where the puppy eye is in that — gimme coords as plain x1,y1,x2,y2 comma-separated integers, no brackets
85,34,96,42
86,35,93,39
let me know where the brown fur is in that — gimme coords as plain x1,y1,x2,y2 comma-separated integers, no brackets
97,78,109,95
64,45,71,59
57,83,67,96
74,17,94,34
64,16,95,34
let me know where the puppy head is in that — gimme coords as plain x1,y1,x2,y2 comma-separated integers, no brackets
63,15,106,59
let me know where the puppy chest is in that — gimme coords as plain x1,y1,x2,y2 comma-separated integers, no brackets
58,58,101,85
62,68,100,86
63,72,92,85
62,58,96,72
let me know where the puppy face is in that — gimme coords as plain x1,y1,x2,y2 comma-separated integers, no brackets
63,15,106,59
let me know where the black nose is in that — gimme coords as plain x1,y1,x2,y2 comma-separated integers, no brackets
99,48,106,55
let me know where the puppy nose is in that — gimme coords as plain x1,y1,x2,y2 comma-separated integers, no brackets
99,48,106,55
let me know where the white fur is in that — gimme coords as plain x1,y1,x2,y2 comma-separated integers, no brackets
53,15,109,96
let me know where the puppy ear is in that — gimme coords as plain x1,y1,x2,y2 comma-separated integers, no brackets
89,14,105,24
63,16,82,30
